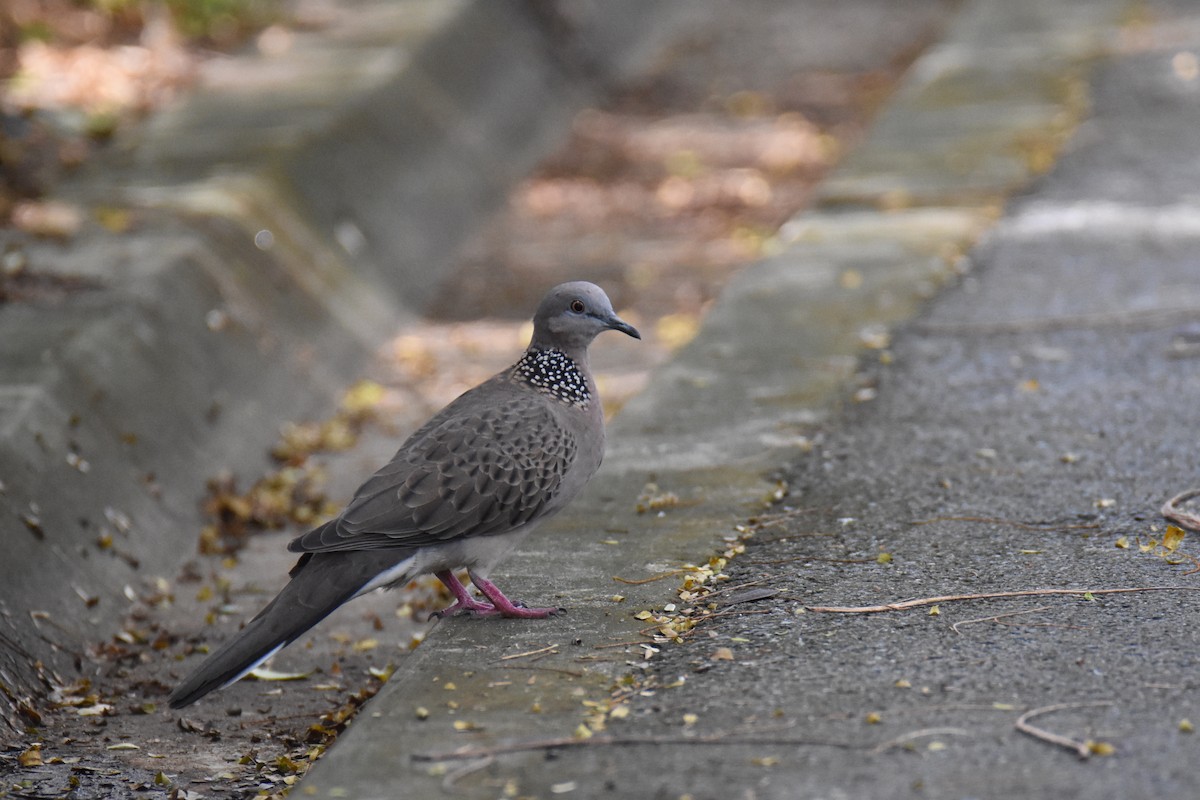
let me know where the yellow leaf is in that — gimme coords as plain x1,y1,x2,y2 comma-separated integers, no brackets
634,610,654,620
609,705,630,720
712,647,735,661
339,380,386,415
682,713,698,726
1162,525,1186,553
95,206,133,233
1114,536,1129,549
18,745,43,767
876,552,893,565
1180,719,1194,733
894,679,912,689
1086,740,1115,756
453,720,478,731
865,712,882,724
928,605,941,616
751,756,780,767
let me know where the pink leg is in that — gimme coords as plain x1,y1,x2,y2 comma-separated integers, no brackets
431,570,495,619
468,571,561,619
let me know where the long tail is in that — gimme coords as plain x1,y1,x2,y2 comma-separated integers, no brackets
168,549,411,709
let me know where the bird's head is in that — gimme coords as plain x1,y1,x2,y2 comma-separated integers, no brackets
530,281,641,352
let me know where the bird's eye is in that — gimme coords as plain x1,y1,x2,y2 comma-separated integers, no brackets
570,299,586,313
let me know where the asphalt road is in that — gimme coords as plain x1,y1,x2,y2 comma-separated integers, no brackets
537,45,1200,800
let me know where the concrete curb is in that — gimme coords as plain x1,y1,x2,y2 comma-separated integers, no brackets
294,0,1136,796
0,0,678,735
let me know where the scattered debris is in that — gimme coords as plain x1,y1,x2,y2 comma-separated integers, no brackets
1014,701,1115,760
806,586,1200,614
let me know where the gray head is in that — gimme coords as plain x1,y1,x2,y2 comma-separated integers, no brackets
529,281,640,352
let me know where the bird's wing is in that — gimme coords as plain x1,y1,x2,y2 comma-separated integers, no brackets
289,391,577,553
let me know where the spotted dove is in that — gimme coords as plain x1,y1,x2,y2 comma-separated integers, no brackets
169,282,639,708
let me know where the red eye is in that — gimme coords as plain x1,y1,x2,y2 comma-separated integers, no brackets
570,300,585,313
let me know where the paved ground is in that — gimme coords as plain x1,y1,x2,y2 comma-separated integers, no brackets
0,1,951,798
5,0,1200,798
298,0,1200,798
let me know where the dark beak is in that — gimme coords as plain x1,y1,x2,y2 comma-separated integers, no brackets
607,315,641,340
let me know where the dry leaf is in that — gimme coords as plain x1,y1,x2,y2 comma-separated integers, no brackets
248,667,310,681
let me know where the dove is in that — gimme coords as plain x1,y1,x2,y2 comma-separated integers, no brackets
168,282,638,708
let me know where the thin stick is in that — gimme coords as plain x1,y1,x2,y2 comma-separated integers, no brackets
871,726,971,754
413,733,862,762
612,569,689,585
690,577,771,600
951,606,1049,634
1163,488,1200,532
806,586,1200,614
499,644,558,661
501,665,585,678
910,515,1099,532
1015,702,1113,759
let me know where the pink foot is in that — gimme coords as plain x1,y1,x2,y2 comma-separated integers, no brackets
430,570,496,619
469,571,562,619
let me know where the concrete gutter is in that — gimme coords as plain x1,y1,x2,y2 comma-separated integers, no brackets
0,0,682,736
295,0,1135,796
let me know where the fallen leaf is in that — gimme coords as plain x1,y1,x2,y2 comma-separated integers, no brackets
1162,525,1186,553
18,745,43,767
249,667,310,681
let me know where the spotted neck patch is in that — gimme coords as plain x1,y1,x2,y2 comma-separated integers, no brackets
513,348,591,408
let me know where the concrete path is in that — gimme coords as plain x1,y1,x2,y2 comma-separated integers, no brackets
298,0,1200,797
0,0,681,733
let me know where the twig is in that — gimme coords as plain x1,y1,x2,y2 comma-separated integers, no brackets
871,726,971,754
1015,702,1113,759
1163,488,1200,533
413,732,862,762
910,515,1099,532
690,577,771,601
951,606,1049,634
806,586,1200,614
612,569,689,585
741,507,824,531
500,665,585,678
499,644,558,661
